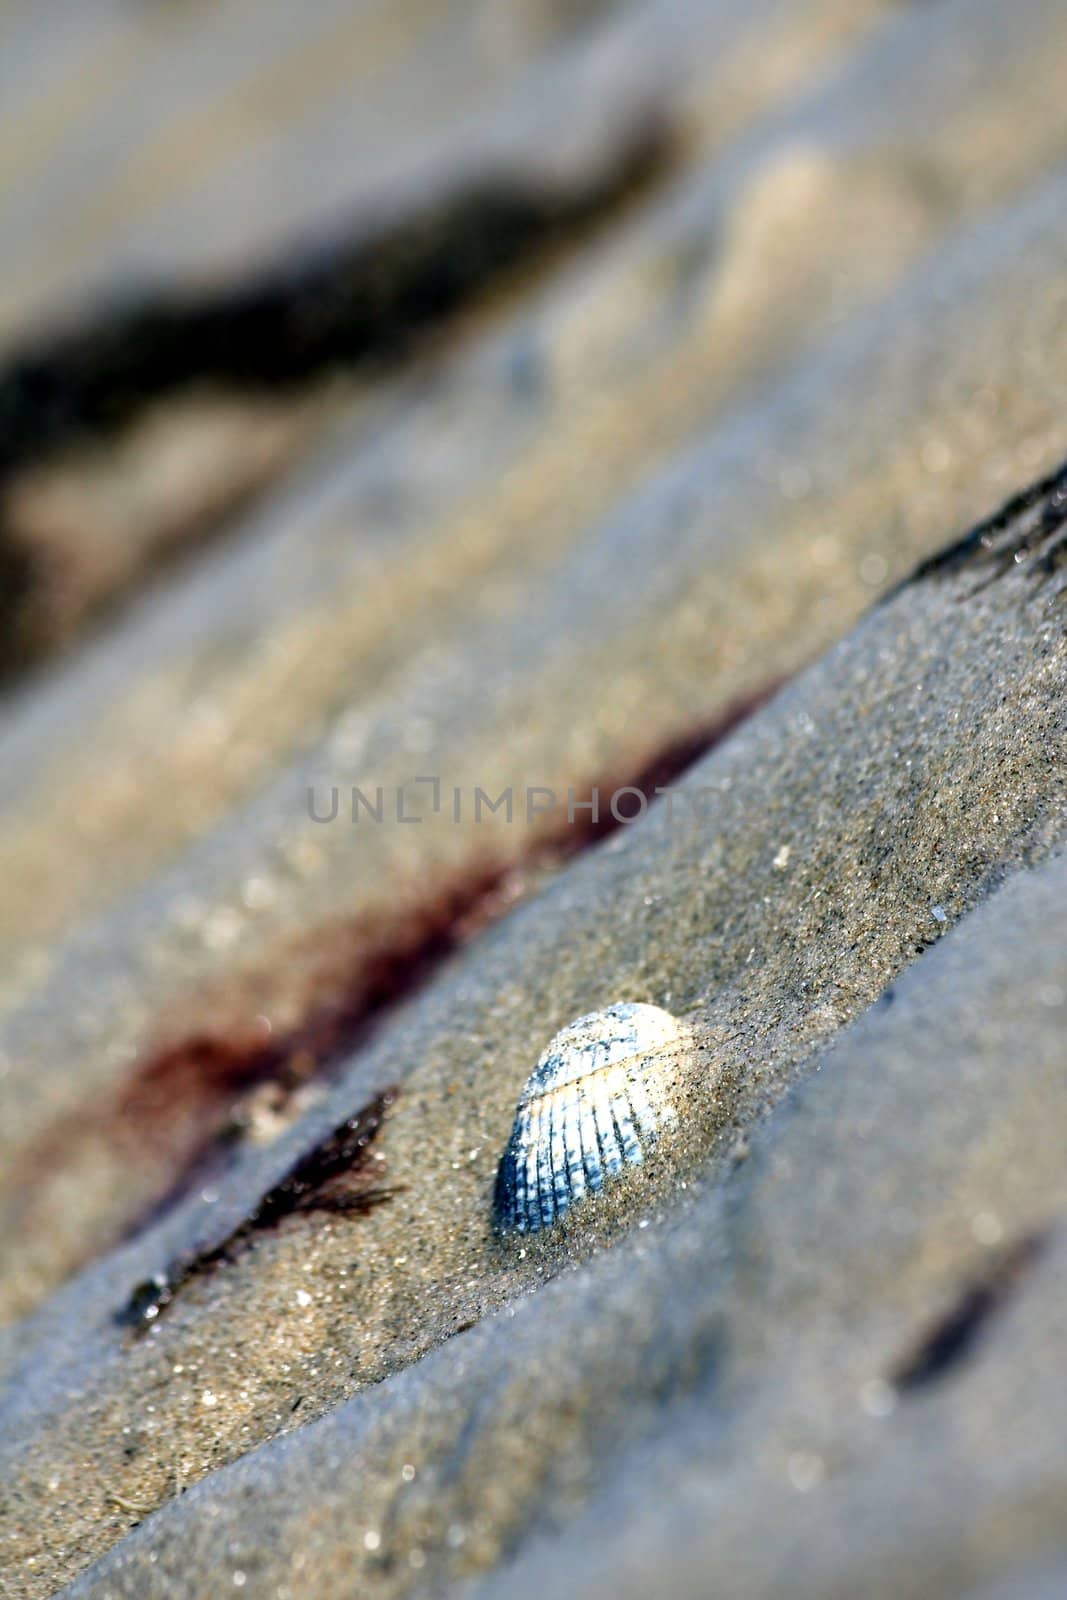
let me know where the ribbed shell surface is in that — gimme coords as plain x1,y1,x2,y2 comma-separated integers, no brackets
493,1002,682,1233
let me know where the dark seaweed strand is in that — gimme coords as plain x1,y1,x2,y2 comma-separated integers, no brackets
891,1230,1049,1390
886,456,1067,596
0,128,672,478
116,1088,397,1330
251,1088,396,1228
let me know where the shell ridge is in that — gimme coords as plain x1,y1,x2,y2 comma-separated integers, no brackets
494,1141,515,1231
520,1043,684,1107
550,1090,571,1216
624,1066,658,1138
562,1089,587,1208
593,1089,623,1176
535,1098,555,1229
612,1088,642,1167
510,1122,526,1235
579,1085,604,1193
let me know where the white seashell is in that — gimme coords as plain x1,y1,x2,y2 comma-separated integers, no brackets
494,1002,686,1234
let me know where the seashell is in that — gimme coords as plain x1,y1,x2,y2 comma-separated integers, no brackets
494,1001,686,1234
